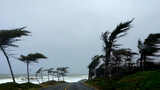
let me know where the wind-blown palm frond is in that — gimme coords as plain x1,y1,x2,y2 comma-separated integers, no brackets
18,53,47,83
144,33,160,60
36,67,43,74
19,53,47,63
101,19,134,77
138,33,160,70
88,55,104,69
0,27,30,48
109,19,134,48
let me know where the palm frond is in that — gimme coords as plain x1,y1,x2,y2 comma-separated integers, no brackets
0,27,30,48
109,19,134,44
18,53,47,63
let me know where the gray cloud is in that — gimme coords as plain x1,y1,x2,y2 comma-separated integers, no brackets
0,0,160,74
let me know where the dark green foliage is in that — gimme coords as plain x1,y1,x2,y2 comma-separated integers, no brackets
0,82,19,90
101,19,134,77
86,78,116,90
18,53,47,83
102,19,134,51
109,19,133,48
0,27,30,48
0,82,41,90
0,27,30,83
117,71,160,90
86,71,160,90
19,83,41,89
143,34,160,58
88,55,104,69
19,53,47,63
138,33,160,70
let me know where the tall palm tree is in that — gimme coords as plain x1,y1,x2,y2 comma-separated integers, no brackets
18,53,47,83
101,19,133,78
138,33,160,71
0,27,30,82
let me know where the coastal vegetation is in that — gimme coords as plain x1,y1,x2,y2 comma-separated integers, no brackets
0,27,30,83
0,80,65,90
87,20,160,89
18,53,47,83
0,19,160,90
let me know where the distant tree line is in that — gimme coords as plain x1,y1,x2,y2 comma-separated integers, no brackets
88,19,160,80
0,27,47,83
35,67,69,83
0,27,69,84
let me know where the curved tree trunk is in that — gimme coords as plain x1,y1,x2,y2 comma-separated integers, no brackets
27,61,30,83
0,47,16,83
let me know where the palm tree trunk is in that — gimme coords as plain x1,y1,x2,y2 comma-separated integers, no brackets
0,47,16,83
27,61,30,83
140,53,144,71
48,72,49,81
63,76,64,81
40,72,43,82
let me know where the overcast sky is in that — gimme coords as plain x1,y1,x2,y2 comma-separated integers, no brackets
0,0,160,74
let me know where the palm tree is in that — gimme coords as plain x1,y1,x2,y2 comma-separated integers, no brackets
59,67,69,81
138,33,160,71
35,67,43,83
44,68,54,81
112,48,137,72
50,70,57,81
18,53,47,83
101,19,133,78
56,68,61,81
88,55,104,79
0,27,30,82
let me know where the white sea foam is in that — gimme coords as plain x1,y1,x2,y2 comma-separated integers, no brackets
0,74,88,84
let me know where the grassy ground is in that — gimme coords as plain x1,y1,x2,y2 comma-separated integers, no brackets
0,80,65,90
86,71,160,90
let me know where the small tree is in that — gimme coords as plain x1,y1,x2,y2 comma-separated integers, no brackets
0,27,30,82
18,53,47,83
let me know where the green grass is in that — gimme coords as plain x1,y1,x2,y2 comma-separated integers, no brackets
0,82,41,90
86,71,160,90
0,80,64,90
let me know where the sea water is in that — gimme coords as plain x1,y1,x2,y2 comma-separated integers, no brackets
0,74,88,84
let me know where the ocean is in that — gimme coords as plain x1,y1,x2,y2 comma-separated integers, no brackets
0,74,88,84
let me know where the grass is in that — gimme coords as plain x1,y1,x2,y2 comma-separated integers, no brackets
86,71,160,90
0,80,65,90
0,82,40,90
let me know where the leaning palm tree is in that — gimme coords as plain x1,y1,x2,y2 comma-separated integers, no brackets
138,33,160,71
44,68,54,81
18,53,47,83
35,67,43,83
59,67,69,81
0,27,30,82
101,19,133,78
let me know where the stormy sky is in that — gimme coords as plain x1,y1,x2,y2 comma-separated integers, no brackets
0,0,160,74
